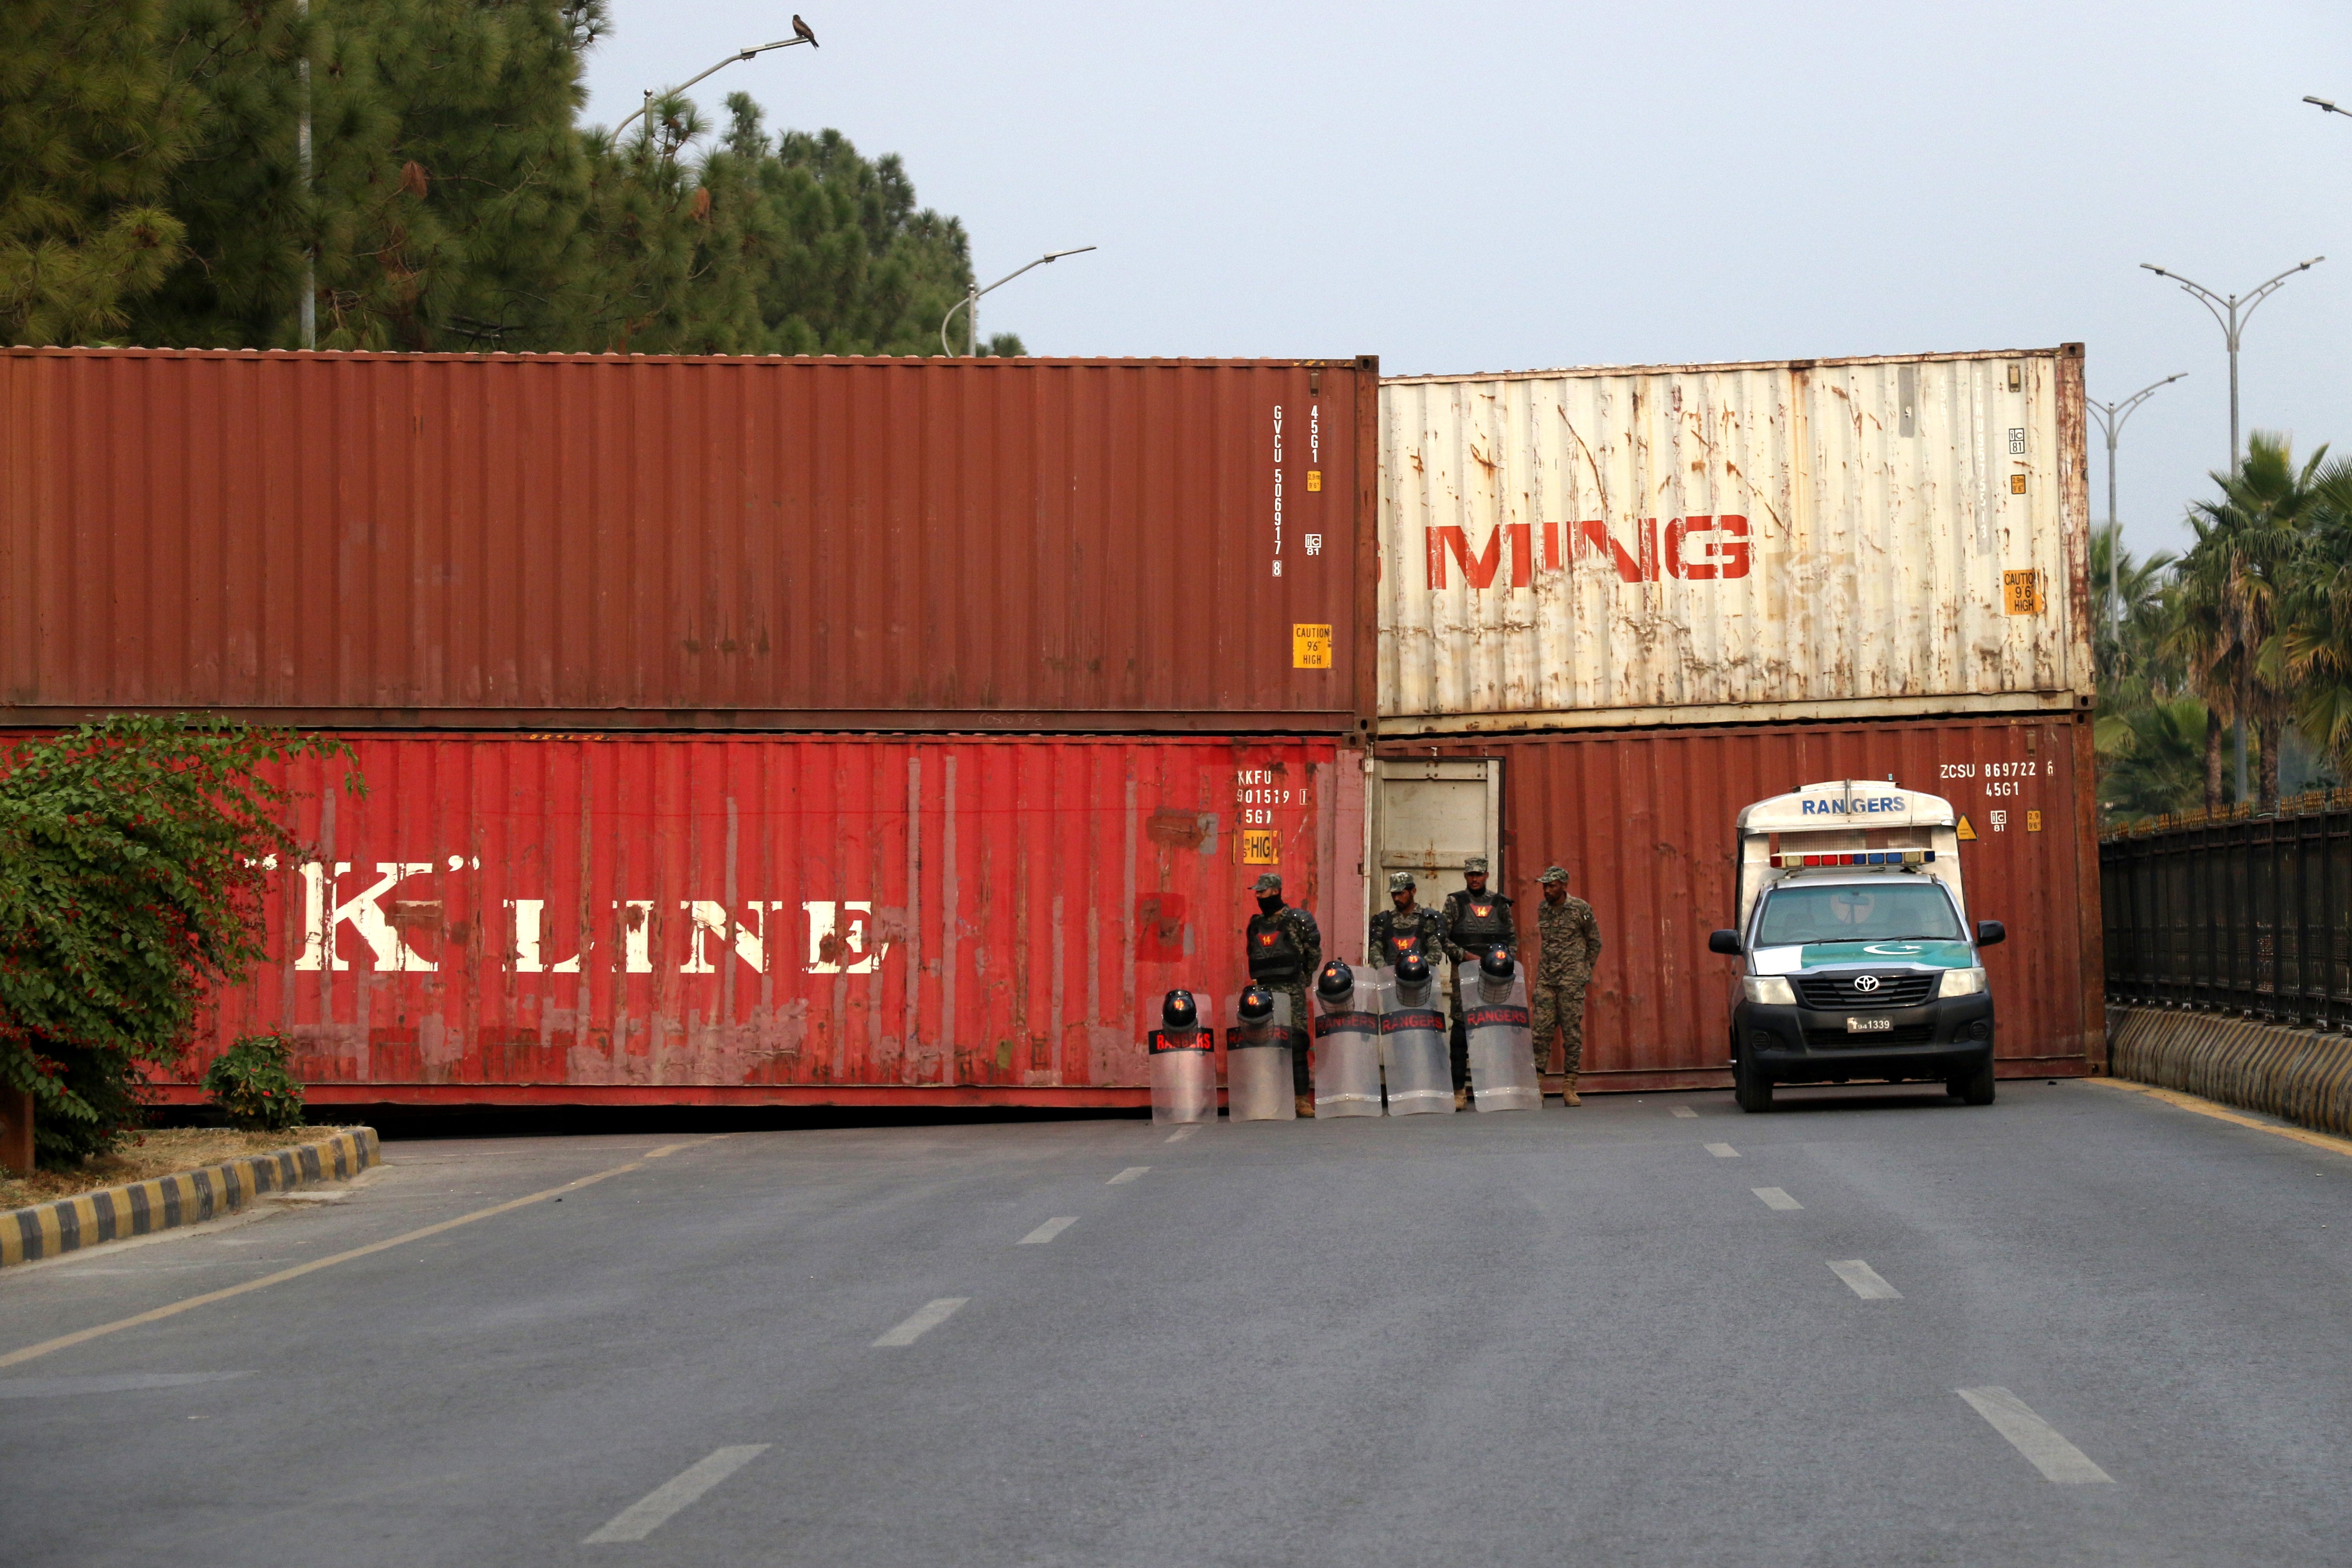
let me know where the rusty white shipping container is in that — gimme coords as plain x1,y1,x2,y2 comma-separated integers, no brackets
133,734,1366,1108
1378,347,2093,735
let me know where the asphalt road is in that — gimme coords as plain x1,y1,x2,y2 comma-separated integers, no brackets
6,1079,2352,1567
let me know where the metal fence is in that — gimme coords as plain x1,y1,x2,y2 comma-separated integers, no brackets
2101,798,2352,1027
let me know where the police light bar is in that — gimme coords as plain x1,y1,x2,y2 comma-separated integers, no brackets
1775,850,1935,869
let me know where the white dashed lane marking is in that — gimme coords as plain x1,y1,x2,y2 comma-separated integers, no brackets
1165,1127,1200,1143
1828,1259,1902,1299
1704,1143,1740,1158
583,1446,771,1543
1107,1167,1149,1185
1019,1217,1079,1245
1957,1388,2114,1483
1752,1187,1803,1210
872,1298,969,1348
1669,1106,1699,1119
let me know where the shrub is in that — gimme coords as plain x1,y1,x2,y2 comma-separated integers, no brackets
0,717,355,1165
201,1035,305,1132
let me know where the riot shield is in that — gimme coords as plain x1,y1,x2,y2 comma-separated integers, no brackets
1310,968,1384,1118
1464,952,1542,1112
1148,989,1217,1125
1378,963,1455,1115
1224,988,1296,1122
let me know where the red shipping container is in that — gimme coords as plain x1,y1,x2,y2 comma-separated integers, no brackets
1385,712,2102,1090
144,733,1367,1107
0,350,1376,733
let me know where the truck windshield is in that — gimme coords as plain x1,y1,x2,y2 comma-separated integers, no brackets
1754,882,1962,946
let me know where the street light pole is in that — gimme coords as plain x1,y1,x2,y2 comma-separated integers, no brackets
613,32,817,141
2139,257,2324,472
2086,372,2185,665
2140,257,2322,808
940,247,1098,357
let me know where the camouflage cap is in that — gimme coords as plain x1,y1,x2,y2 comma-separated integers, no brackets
1537,865,1569,884
1250,873,1282,893
1464,856,1490,874
1387,871,1417,891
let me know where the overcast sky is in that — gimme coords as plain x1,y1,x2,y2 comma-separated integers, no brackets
581,0,2352,565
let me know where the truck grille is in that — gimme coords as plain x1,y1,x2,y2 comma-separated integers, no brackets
1796,973,1938,1009
1804,1024,1938,1048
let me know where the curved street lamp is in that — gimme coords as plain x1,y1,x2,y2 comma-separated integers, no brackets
2139,257,2323,471
941,247,1098,357
614,22,818,141
2087,372,2185,663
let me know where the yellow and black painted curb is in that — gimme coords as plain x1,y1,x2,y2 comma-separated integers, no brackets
1,1128,378,1268
2108,1004,2352,1141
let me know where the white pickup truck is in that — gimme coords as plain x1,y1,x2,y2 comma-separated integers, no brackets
1706,780,2005,1113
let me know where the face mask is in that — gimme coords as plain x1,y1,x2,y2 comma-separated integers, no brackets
1257,894,1283,915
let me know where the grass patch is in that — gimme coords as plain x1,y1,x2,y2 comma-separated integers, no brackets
0,1126,365,1213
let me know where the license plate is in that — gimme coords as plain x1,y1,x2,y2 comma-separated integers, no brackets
1845,1017,1893,1033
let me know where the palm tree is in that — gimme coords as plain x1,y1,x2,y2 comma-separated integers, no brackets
2090,522,2178,705
2274,465,2352,775
2173,433,2335,808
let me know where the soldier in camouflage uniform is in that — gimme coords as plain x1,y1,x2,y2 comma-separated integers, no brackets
1533,864,1603,1105
1244,872,1323,1117
1442,856,1517,1105
1367,870,1451,974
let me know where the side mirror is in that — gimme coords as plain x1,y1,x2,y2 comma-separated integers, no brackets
1708,929,1743,956
1975,920,2006,948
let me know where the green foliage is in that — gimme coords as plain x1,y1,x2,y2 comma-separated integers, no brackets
0,717,354,1165
202,1035,306,1131
2101,435,2352,827
0,0,196,344
36,1,1005,356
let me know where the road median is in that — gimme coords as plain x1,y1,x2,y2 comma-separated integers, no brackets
1,1128,378,1267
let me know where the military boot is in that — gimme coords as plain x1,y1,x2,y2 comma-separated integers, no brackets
1562,1074,1582,1106
1295,1094,1316,1119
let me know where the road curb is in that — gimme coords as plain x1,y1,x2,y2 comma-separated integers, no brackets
1,1128,378,1268
2107,1004,2352,1141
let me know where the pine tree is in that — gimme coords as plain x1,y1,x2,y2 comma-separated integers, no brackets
0,0,196,345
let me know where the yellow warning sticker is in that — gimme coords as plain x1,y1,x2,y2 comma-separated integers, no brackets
1956,814,1978,841
2001,570,2044,616
2009,474,2027,495
1306,470,1323,492
1242,829,1279,864
2026,809,2043,833
1292,624,1333,669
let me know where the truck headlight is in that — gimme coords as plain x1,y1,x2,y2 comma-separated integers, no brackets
1743,975,1797,1006
1938,967,1988,998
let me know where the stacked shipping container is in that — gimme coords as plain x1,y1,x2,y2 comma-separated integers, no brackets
1372,348,2102,1087
0,348,1380,1105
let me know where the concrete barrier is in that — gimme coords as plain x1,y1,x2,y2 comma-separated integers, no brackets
1,1128,378,1267
2108,1005,2352,1140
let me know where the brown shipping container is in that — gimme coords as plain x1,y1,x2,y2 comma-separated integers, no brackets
1372,711,2102,1089
0,349,1377,732
129,732,1366,1108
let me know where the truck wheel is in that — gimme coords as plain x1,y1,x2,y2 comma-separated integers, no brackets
1735,1053,1774,1113
1949,1059,1996,1106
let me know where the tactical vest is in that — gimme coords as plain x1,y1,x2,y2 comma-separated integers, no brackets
1451,895,1512,946
1247,913,1306,980
1381,927,1431,968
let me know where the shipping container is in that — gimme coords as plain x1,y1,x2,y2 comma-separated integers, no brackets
135,733,1366,1107
1378,348,2093,735
0,350,1377,734
1363,712,2103,1088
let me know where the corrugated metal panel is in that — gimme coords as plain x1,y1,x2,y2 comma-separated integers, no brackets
1378,348,2093,733
0,350,1377,732
1382,712,2102,1089
146,733,1366,1106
